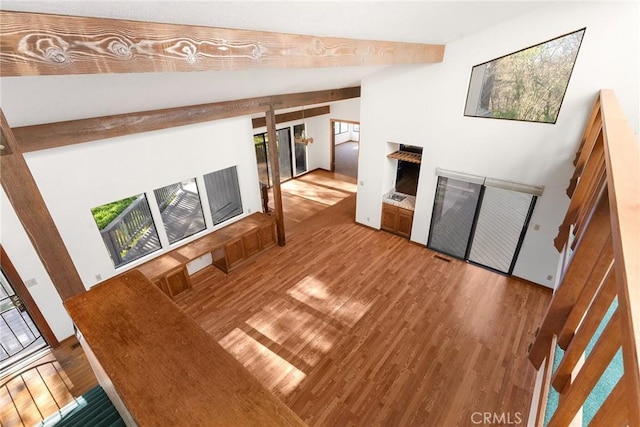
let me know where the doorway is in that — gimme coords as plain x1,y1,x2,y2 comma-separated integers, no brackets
427,175,537,275
330,119,360,178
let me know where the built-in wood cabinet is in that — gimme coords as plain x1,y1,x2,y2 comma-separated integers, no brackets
137,253,193,300
211,219,276,273
381,203,414,238
136,213,276,298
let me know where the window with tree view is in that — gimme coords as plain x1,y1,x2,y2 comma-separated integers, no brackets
464,28,585,123
91,194,161,268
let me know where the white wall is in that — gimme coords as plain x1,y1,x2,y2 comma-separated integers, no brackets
356,2,639,287
0,189,75,340
305,114,331,171
23,116,262,288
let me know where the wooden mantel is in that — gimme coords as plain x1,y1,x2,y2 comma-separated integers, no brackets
0,10,445,76
64,270,305,426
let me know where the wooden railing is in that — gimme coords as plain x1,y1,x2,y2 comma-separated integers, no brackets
100,194,154,266
528,90,639,425
154,182,181,212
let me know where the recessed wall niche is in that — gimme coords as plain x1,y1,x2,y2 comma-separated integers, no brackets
387,144,422,196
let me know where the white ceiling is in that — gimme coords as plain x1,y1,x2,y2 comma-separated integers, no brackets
2,1,544,44
0,1,546,125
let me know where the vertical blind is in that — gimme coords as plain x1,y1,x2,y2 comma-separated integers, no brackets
435,167,544,196
204,166,243,225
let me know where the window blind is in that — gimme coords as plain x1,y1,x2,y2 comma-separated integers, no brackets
435,167,544,196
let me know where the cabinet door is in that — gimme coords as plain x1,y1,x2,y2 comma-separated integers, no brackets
225,238,246,270
257,223,276,249
211,247,228,272
381,204,398,232
243,231,261,257
153,278,168,296
165,268,192,299
397,208,414,238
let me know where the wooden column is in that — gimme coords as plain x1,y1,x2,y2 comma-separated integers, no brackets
265,106,285,246
0,109,85,300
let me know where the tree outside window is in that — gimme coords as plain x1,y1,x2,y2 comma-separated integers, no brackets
464,28,585,124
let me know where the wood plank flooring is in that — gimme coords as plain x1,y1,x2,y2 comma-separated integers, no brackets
0,337,98,426
3,171,551,426
176,181,552,426
268,169,356,234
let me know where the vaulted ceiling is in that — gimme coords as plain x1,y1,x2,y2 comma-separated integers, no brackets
0,1,545,126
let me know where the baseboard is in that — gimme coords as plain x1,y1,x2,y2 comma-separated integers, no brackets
513,276,554,293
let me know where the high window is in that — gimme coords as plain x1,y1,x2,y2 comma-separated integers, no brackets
464,28,585,124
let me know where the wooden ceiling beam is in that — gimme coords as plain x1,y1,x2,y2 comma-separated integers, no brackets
13,86,359,152
0,11,445,76
0,108,86,300
252,106,330,129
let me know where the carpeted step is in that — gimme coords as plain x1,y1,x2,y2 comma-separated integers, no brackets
39,385,124,427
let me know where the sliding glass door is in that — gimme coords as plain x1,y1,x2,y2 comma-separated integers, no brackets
293,124,308,175
254,127,304,188
276,128,293,181
428,175,537,274
467,187,534,273
428,177,482,258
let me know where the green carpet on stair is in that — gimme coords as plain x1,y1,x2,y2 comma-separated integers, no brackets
582,298,623,425
543,297,623,426
39,385,125,427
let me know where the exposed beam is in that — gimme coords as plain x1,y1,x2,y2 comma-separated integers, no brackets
265,107,285,246
0,11,445,76
0,109,85,300
13,87,360,152
252,106,331,129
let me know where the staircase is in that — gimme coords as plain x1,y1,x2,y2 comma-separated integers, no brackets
526,90,639,426
39,385,124,427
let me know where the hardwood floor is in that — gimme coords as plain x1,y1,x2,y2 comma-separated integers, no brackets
0,337,98,426
176,184,552,426
3,171,551,426
268,169,357,234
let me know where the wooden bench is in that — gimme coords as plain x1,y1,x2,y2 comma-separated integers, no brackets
135,212,276,299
